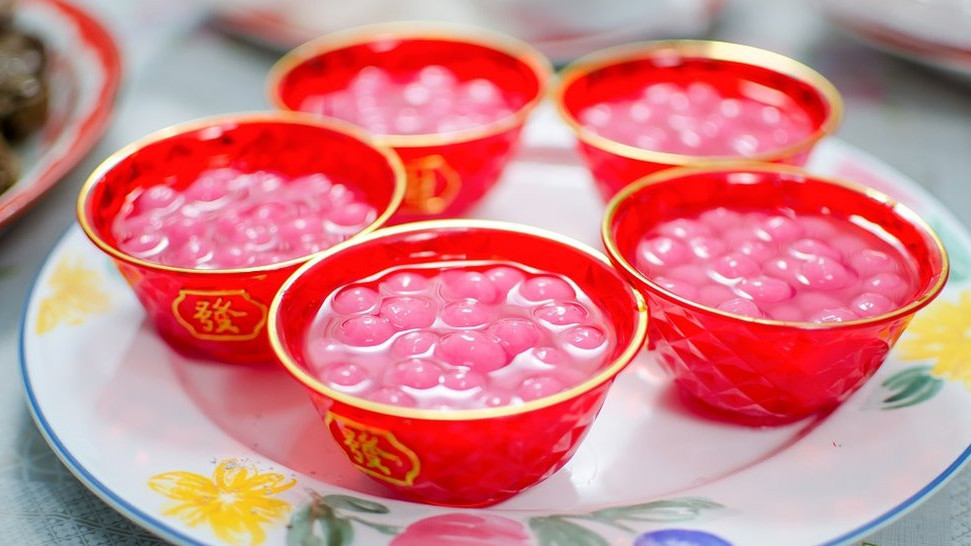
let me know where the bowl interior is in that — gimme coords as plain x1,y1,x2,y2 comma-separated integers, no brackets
607,168,947,315
274,223,643,390
81,118,402,254
561,51,836,142
274,36,544,117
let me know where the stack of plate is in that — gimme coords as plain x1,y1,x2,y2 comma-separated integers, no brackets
816,0,971,78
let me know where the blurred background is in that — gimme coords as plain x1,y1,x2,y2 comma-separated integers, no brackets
208,0,971,75
209,0,724,63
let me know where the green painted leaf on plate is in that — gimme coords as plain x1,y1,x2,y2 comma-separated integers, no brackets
591,497,724,523
287,504,323,546
881,365,945,410
529,516,609,546
324,518,354,546
287,499,355,546
347,516,400,535
321,494,390,514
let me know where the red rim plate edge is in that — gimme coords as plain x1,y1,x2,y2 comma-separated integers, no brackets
0,0,122,229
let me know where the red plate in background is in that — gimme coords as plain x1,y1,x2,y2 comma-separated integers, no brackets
0,0,121,230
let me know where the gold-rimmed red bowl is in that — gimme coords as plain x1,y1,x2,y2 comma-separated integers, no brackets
267,23,551,219
602,164,947,425
268,220,647,506
77,112,406,364
555,40,844,201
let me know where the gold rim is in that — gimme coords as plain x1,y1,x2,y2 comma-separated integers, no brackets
266,22,552,148
601,162,949,330
76,111,408,276
554,40,844,165
268,219,649,421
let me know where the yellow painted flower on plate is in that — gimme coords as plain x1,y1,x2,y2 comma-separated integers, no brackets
35,254,110,334
148,458,296,546
898,292,971,388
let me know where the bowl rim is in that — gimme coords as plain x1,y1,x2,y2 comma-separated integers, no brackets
268,218,649,421
76,110,407,276
601,162,949,330
265,21,553,148
553,39,845,165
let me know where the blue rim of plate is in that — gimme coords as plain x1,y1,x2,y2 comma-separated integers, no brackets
824,451,971,545
18,225,202,546
17,160,971,544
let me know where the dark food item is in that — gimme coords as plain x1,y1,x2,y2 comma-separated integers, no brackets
0,30,47,142
0,135,17,191
0,0,13,31
0,24,49,194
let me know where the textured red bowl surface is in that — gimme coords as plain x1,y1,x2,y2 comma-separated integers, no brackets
269,220,647,506
77,112,405,364
556,40,843,201
602,164,947,425
267,23,550,219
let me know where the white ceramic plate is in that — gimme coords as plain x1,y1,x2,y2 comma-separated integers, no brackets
20,111,971,546
0,0,121,230
815,0,971,79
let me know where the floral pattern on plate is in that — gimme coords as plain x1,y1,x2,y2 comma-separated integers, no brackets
874,291,971,409
285,493,723,546
35,254,110,334
148,458,295,545
899,292,971,384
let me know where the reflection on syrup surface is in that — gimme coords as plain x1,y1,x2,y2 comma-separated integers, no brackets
635,207,919,322
306,261,616,410
299,66,524,136
111,167,376,269
580,82,814,157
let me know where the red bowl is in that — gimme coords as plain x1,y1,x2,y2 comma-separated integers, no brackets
555,40,843,201
602,164,948,425
267,23,550,219
268,220,647,506
77,112,406,364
